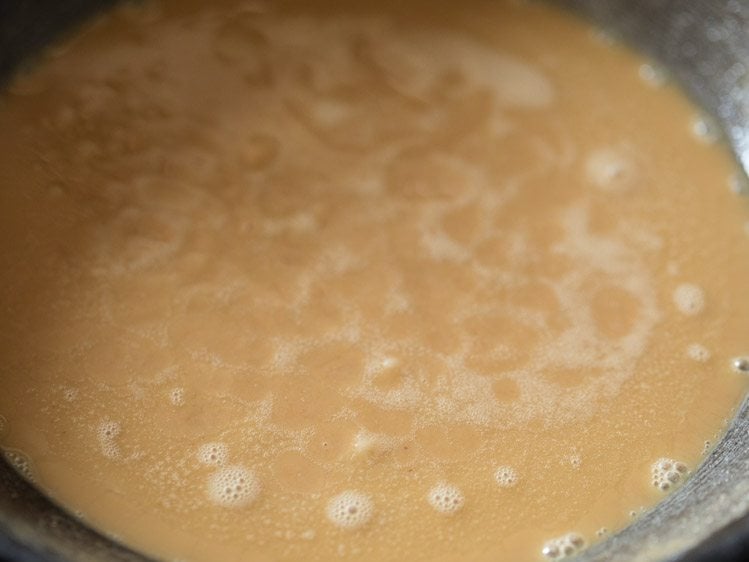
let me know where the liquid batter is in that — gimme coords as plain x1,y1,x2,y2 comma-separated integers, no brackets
1,1,749,561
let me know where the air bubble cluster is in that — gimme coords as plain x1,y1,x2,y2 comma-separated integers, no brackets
673,283,705,316
326,490,374,529
207,465,260,508
651,458,688,491
3,448,35,482
494,465,519,488
197,442,228,466
169,387,185,406
687,343,711,363
427,483,464,514
96,420,121,459
541,533,586,560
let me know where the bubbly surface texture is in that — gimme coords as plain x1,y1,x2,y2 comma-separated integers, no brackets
1,1,749,561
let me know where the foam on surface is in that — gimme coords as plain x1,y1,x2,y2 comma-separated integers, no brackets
326,491,374,529
427,483,464,514
207,465,261,508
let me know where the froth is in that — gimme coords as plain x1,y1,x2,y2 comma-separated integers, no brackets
673,283,705,316
351,431,395,460
585,147,638,192
96,420,121,459
197,443,229,466
427,483,464,514
686,343,711,363
494,466,519,488
651,458,688,491
541,533,586,560
3,448,35,483
169,387,185,406
325,491,374,529
207,465,261,508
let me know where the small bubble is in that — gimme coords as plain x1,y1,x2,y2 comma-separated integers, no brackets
691,115,720,144
732,357,749,373
542,533,586,560
568,454,582,469
586,147,638,192
589,28,617,46
638,63,668,87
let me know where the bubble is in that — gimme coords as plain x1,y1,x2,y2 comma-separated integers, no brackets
638,63,668,87
673,283,705,316
96,420,121,459
687,343,711,363
596,527,609,537
651,458,688,492
326,491,374,529
585,148,638,192
169,387,185,406
3,448,35,483
690,115,720,144
494,466,519,488
197,443,229,466
732,357,749,373
427,483,464,514
729,173,749,196
207,465,260,508
568,454,582,469
542,533,586,559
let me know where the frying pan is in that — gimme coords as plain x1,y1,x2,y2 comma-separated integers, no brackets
1,1,748,561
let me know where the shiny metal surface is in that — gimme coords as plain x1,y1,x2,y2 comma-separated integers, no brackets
1,1,748,561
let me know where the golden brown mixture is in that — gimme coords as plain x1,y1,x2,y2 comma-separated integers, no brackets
1,1,748,561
